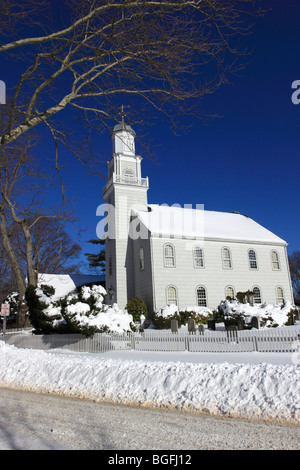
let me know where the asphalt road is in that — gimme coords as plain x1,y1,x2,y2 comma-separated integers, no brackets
0,388,299,451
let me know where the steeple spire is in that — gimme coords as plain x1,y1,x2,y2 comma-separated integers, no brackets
120,104,125,125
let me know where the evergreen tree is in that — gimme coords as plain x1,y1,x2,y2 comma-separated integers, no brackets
85,239,105,273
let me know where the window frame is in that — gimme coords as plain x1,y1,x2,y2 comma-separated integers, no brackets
163,243,176,268
252,286,262,304
193,245,204,268
221,247,232,269
123,168,135,183
271,250,281,271
196,285,207,307
276,286,284,304
225,285,235,301
166,285,178,306
248,249,258,270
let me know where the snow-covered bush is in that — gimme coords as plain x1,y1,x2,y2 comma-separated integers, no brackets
26,284,135,336
152,304,213,329
218,299,297,328
179,306,213,325
152,304,181,329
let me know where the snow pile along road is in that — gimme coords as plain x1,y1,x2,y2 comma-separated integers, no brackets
0,342,299,423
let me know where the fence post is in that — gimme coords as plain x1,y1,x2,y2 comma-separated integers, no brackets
253,334,258,352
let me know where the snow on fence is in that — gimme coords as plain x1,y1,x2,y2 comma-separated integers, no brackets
3,326,300,354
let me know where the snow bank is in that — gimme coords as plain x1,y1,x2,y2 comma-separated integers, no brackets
0,341,299,423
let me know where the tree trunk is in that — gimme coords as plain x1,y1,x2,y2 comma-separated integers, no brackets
0,213,28,326
21,219,37,287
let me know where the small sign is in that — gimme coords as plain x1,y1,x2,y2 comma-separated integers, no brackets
1,304,10,317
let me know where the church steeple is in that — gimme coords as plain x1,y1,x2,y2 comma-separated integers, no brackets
102,115,149,309
103,114,148,196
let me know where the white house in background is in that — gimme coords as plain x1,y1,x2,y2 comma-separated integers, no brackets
102,120,294,313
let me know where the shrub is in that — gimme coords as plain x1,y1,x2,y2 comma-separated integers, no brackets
25,285,56,334
236,290,254,304
179,307,213,325
125,297,148,322
152,305,181,329
25,284,135,336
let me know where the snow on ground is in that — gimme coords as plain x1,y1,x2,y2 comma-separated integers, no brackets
0,341,299,424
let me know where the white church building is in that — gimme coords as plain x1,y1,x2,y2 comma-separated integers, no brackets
102,120,294,314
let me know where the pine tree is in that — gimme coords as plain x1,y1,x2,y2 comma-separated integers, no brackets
84,239,105,273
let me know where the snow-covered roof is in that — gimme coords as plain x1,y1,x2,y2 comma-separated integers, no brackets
38,274,105,300
112,122,136,135
133,204,287,245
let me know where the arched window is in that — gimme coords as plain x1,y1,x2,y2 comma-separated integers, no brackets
225,286,235,301
276,286,284,304
164,244,175,267
253,286,262,304
196,286,207,307
222,247,232,269
123,168,134,183
248,249,258,269
139,247,145,271
271,251,280,270
193,246,204,268
166,285,178,305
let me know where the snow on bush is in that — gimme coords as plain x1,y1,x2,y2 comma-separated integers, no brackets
30,284,135,335
218,299,296,328
152,304,213,329
155,304,179,319
180,306,213,325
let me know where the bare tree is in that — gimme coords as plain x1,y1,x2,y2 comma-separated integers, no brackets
0,0,265,153
0,125,74,324
7,217,81,276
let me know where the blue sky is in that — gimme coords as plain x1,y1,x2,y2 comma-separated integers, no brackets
2,0,300,272
69,0,300,270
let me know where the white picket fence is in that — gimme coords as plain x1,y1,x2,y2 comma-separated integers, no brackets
3,326,300,354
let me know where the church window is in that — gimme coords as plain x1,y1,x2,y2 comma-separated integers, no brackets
164,244,175,267
193,246,204,268
271,250,280,270
196,286,207,307
225,286,235,300
253,286,262,304
123,169,134,183
276,286,284,304
139,247,145,271
248,249,258,269
222,247,232,269
166,285,178,306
